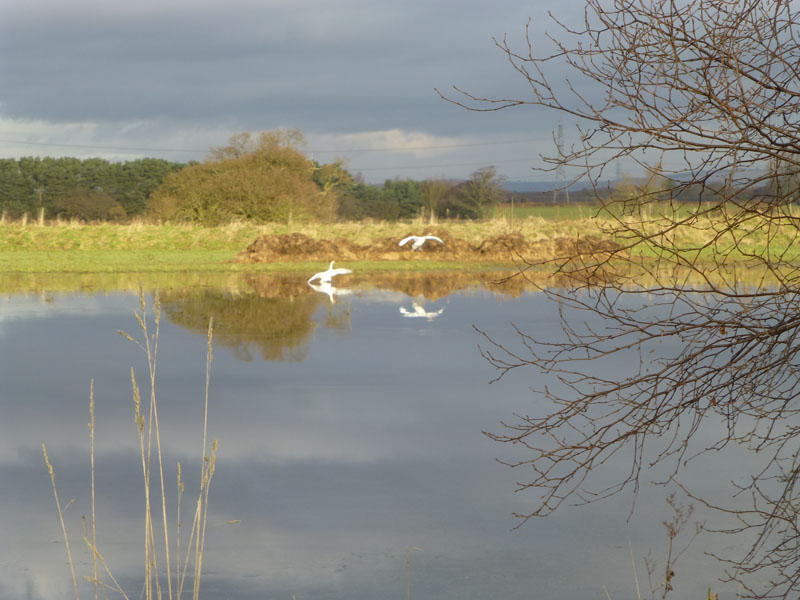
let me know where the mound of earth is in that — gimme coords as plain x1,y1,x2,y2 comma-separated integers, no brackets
232,230,626,264
234,232,364,261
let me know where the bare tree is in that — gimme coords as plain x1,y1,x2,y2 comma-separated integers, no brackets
209,129,306,162
439,1,800,598
454,166,505,219
420,178,452,224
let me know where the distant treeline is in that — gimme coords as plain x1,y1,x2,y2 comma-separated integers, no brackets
337,165,506,222
0,130,514,224
0,153,591,224
0,157,509,224
6,129,771,224
0,156,187,220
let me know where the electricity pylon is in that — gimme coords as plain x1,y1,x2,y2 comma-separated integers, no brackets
553,123,570,203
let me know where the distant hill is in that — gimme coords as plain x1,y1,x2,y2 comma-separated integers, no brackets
502,180,595,193
503,181,557,193
501,180,599,203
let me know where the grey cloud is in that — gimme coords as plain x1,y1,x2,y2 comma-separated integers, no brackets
0,0,593,182
0,0,550,129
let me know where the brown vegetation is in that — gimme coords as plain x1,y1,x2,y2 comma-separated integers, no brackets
147,130,339,226
52,188,127,221
242,270,549,301
232,229,625,264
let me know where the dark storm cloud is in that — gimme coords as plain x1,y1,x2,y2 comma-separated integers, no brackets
0,0,551,132
0,0,595,181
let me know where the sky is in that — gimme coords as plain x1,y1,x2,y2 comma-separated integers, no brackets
0,0,587,184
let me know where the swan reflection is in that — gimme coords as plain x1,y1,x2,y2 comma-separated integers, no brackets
308,281,353,303
399,302,444,321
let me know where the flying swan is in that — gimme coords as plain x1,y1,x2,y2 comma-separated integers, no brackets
398,234,445,251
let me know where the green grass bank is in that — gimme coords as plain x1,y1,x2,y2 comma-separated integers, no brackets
0,218,604,273
1,209,797,275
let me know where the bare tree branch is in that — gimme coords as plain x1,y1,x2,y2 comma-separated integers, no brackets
444,2,800,597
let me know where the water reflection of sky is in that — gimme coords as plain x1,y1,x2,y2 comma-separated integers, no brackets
0,284,749,600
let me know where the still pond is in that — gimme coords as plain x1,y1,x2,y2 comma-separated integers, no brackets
0,272,750,600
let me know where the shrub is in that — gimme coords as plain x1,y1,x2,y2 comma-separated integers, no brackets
52,188,127,221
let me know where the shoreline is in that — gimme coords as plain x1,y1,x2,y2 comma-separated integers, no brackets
0,218,605,274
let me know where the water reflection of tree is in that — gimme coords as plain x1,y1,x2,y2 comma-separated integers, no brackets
160,271,541,363
161,274,356,362
161,286,322,363
322,302,352,333
344,271,540,300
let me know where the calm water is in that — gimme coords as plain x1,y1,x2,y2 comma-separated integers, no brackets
0,274,749,600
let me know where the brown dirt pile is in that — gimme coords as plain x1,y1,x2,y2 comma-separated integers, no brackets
233,229,625,264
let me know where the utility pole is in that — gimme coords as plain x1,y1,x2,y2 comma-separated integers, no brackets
553,123,570,204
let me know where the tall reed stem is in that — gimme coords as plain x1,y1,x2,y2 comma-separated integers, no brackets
42,444,80,600
45,289,218,600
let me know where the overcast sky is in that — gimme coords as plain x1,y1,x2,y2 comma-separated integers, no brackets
0,0,587,184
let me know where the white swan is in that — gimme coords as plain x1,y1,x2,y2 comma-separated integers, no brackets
398,234,444,251
307,261,353,284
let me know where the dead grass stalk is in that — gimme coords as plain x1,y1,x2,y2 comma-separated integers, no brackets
44,288,218,600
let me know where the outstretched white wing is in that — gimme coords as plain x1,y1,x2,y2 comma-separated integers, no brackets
399,236,417,247
308,261,352,283
426,236,444,245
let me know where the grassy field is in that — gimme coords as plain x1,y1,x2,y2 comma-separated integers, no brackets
2,209,799,274
491,200,764,221
0,218,604,273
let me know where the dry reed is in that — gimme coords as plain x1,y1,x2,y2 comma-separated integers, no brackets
42,443,81,600
44,287,218,600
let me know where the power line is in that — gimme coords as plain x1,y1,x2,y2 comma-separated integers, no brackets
355,157,538,171
0,136,543,155
309,138,541,153
0,139,207,154
0,136,547,175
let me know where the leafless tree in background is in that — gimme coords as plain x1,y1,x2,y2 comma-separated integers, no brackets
440,1,800,597
420,178,452,224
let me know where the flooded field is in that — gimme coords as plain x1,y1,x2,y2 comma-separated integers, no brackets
0,272,750,600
